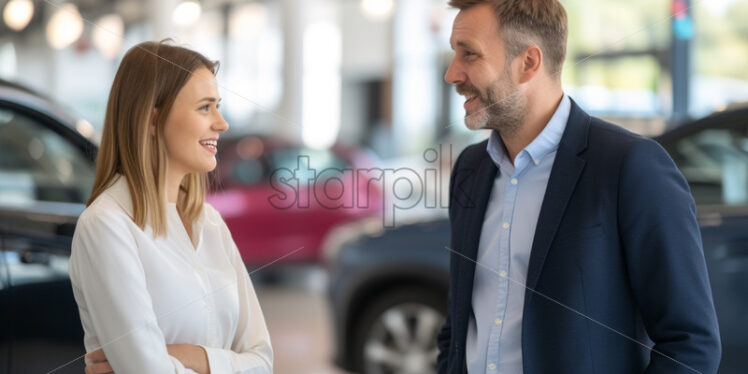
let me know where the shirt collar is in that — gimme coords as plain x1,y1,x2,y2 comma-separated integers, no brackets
103,173,182,219
103,173,207,245
486,93,571,169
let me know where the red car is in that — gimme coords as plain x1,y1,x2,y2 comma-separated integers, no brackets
207,135,383,266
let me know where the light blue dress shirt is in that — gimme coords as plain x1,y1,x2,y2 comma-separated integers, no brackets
466,94,571,374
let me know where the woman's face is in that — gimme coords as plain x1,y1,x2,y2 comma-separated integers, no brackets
161,67,228,176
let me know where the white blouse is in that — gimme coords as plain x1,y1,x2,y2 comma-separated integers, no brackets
68,174,273,373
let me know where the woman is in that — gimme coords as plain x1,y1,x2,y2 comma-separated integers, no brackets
69,40,273,374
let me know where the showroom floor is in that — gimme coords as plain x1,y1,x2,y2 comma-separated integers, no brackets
255,266,349,374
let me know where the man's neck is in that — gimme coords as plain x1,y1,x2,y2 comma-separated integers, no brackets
501,90,564,163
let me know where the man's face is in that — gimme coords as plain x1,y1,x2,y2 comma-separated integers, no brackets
445,3,526,134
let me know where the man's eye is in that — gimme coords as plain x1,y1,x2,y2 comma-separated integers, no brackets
464,51,476,58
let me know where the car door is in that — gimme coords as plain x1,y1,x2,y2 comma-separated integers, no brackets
210,144,355,265
263,147,355,263
0,235,9,374
0,103,94,373
662,113,748,373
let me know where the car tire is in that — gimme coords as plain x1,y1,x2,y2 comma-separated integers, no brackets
351,286,446,374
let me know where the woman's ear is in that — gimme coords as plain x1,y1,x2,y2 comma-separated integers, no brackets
150,108,158,136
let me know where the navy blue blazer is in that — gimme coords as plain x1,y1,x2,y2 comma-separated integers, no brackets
437,100,721,373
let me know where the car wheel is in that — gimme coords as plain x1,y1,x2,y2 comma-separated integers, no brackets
352,287,446,374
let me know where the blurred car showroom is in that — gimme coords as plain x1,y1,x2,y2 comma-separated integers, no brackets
1,0,747,373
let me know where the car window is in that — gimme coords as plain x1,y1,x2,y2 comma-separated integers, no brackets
0,107,94,205
670,126,748,206
231,158,267,185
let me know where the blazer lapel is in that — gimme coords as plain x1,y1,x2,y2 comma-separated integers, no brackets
453,153,498,323
460,155,498,261
524,100,591,298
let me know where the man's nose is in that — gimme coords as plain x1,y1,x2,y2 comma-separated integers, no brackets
444,58,465,85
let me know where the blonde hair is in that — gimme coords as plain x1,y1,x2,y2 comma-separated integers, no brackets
87,40,219,238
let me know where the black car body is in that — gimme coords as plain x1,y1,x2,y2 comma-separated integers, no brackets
0,81,97,373
329,107,748,374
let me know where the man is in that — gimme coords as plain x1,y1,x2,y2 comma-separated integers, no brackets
437,1,721,373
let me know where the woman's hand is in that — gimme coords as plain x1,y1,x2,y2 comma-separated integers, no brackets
84,349,113,374
167,344,211,374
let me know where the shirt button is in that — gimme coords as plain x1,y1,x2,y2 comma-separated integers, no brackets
495,318,503,325
534,159,540,165
502,222,510,229
511,178,518,185
488,363,496,370
499,270,507,278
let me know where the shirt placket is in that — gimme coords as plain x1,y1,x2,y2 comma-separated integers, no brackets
175,212,215,346
191,252,216,347
486,171,520,372
488,153,533,373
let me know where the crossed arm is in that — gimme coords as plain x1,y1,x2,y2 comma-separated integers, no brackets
69,208,273,374
85,344,209,374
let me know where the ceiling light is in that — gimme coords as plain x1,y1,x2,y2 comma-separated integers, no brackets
92,14,124,59
3,0,34,31
173,1,201,26
360,0,394,22
46,4,84,50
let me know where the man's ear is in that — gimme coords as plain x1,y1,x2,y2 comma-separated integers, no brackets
150,108,158,136
517,45,543,85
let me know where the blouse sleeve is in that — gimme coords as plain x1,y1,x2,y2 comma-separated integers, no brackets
198,207,274,374
69,209,191,373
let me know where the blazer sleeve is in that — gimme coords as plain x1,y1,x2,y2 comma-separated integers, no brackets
436,301,452,374
69,210,191,373
618,138,721,374
198,207,274,374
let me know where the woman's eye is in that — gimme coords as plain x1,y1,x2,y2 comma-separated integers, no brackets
199,105,210,112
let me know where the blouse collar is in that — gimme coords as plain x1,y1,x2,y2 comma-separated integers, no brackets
103,174,207,248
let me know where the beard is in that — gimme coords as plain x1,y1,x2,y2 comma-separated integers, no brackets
458,69,527,137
